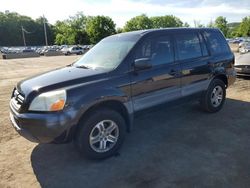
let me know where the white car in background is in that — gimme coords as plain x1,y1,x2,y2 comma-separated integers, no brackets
239,41,250,54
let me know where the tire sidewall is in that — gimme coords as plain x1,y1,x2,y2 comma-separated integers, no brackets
76,109,126,159
206,79,226,112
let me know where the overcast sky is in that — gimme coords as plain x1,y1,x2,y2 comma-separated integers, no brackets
1,0,250,27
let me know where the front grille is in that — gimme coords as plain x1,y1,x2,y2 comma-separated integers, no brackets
11,89,25,110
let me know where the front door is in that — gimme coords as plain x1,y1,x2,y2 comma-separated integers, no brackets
130,34,181,111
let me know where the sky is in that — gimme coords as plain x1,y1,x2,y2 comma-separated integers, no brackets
1,0,250,27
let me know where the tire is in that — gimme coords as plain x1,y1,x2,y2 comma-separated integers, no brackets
74,108,126,159
200,79,226,113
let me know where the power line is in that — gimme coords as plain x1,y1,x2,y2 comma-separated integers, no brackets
21,26,26,46
21,26,33,46
22,27,32,34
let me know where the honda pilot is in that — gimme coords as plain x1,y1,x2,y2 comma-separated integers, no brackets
10,28,236,159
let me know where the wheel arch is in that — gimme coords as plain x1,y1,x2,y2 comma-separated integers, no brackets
73,100,133,138
213,74,228,87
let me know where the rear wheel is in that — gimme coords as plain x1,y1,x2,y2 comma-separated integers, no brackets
74,108,126,159
200,79,226,113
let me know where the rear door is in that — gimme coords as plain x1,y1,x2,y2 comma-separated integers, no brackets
174,31,211,97
130,34,181,111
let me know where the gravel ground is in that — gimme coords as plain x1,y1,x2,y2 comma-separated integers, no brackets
0,56,250,188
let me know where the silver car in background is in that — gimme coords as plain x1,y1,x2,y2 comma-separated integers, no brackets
61,46,84,55
235,52,250,76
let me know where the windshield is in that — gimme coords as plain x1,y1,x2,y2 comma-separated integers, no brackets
74,34,139,70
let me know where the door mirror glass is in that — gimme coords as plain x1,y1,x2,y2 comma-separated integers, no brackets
134,58,152,71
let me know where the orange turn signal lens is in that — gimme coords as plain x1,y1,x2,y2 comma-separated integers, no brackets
50,99,65,111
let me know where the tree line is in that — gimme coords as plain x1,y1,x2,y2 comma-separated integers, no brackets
0,11,250,46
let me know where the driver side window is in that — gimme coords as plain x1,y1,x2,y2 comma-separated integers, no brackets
135,35,174,66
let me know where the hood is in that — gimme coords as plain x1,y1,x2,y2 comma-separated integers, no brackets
17,66,106,96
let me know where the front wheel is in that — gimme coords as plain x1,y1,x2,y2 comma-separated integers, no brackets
200,79,226,113
74,108,126,159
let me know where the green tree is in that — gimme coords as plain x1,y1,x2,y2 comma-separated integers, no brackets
227,22,240,38
54,21,75,45
54,12,89,45
116,27,123,34
35,16,54,45
151,15,183,28
237,16,250,37
123,14,153,32
0,11,54,46
193,20,205,28
183,22,190,27
207,20,215,28
86,16,116,44
68,12,89,44
214,16,229,37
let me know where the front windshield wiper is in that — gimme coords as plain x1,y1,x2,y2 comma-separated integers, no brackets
75,65,90,69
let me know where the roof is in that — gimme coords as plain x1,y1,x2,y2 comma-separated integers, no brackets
119,28,220,37
107,28,221,41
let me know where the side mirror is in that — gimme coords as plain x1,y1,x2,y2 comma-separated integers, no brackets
134,58,152,71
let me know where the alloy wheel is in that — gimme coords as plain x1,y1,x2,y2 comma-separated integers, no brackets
210,85,223,107
89,120,119,153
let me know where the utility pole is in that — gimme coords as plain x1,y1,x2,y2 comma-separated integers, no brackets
21,26,26,46
43,15,48,46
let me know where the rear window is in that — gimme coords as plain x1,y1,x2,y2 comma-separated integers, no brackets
176,33,202,60
205,30,230,55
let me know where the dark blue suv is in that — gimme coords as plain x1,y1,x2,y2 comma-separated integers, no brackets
10,28,236,159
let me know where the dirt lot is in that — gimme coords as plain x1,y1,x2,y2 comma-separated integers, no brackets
0,56,250,188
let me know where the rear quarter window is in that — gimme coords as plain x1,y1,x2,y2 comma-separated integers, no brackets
205,30,231,55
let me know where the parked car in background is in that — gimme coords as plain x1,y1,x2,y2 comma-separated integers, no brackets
62,46,84,55
38,47,48,55
239,41,250,54
0,47,9,54
235,52,250,76
10,28,235,159
22,48,35,53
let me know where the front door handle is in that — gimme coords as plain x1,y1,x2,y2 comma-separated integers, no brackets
169,69,178,76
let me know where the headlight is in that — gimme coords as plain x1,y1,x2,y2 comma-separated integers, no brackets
29,90,66,111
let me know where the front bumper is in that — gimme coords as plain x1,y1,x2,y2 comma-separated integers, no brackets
9,103,78,143
235,67,250,76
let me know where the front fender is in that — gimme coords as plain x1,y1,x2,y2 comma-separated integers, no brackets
67,87,132,126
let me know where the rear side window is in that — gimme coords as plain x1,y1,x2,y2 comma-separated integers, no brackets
136,35,174,66
205,31,230,55
176,33,202,60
